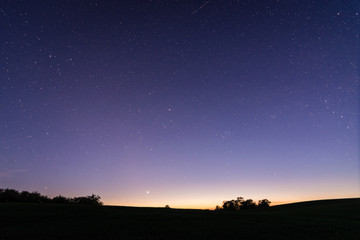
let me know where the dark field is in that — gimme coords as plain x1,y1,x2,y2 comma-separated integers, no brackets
1,198,359,240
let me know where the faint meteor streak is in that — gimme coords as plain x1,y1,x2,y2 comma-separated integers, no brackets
192,1,209,15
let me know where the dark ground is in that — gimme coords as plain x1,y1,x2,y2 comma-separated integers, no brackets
1,198,359,240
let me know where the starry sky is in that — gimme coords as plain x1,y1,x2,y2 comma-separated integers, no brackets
0,0,359,209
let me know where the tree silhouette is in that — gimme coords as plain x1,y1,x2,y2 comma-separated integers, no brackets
241,199,257,209
258,199,271,208
0,188,102,205
2,189,20,202
222,197,244,210
26,191,49,203
220,197,271,210
19,191,30,202
74,194,103,205
52,195,70,204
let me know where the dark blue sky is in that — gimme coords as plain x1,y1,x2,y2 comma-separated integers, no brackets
1,0,359,208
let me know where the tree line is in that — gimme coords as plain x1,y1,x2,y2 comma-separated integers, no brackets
0,188,102,205
215,197,271,210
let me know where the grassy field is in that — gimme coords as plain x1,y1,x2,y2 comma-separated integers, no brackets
1,198,359,239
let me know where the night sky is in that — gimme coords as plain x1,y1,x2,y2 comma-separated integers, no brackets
1,0,359,209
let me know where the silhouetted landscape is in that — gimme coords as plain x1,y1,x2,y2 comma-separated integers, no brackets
1,1,359,239
1,188,359,239
1,3,358,240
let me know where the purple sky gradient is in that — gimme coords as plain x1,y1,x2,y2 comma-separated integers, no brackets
0,0,359,208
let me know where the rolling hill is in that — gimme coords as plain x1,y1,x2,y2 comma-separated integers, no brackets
1,198,359,239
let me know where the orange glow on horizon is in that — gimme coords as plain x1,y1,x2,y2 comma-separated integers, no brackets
103,195,360,210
